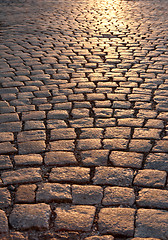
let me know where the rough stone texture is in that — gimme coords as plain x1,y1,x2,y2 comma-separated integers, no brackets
98,208,135,236
9,204,51,230
49,140,75,151
0,142,17,154
110,151,143,169
93,167,133,186
77,139,102,150
44,151,77,166
135,209,168,239
80,150,109,166
72,185,103,205
18,141,46,154
50,128,76,140
1,168,42,185
49,167,90,183
144,153,168,171
104,127,131,139
137,188,168,209
134,169,167,187
1,0,168,237
80,128,103,139
0,188,11,208
54,205,96,231
14,154,43,166
133,128,161,139
36,183,72,203
129,140,152,152
0,132,14,142
152,140,168,152
0,210,9,233
0,155,13,170
17,130,46,142
15,184,36,203
103,139,129,150
103,187,135,206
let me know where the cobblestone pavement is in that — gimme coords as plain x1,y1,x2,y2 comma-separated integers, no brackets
0,0,168,239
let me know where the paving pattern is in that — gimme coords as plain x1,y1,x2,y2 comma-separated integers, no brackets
0,0,168,239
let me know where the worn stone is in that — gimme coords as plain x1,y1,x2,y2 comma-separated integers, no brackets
144,153,168,171
22,111,45,121
1,168,42,185
134,169,167,187
135,209,168,239
104,127,131,139
15,184,36,203
0,188,11,208
72,185,103,205
36,183,72,203
103,187,135,206
17,130,46,142
129,140,152,152
9,203,51,230
0,113,19,123
137,188,168,209
0,210,8,233
14,154,43,166
0,122,22,132
110,151,143,169
80,128,103,139
0,155,13,170
44,151,77,166
18,141,46,154
49,140,75,151
0,132,14,142
49,167,90,183
47,110,68,119
80,150,109,166
98,208,135,236
77,139,102,150
50,128,76,140
55,205,96,231
152,140,168,152
103,139,129,150
0,142,17,154
69,118,94,128
93,167,133,186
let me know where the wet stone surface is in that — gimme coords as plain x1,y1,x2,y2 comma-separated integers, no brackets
0,0,168,238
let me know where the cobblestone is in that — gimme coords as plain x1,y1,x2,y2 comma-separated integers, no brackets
93,167,133,186
36,183,72,203
103,186,135,207
1,168,42,185
133,170,167,188
9,203,51,230
49,167,90,184
98,208,135,236
15,184,36,203
0,188,11,208
135,209,168,239
0,0,168,237
72,185,103,205
0,210,8,233
137,188,168,209
55,205,95,231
